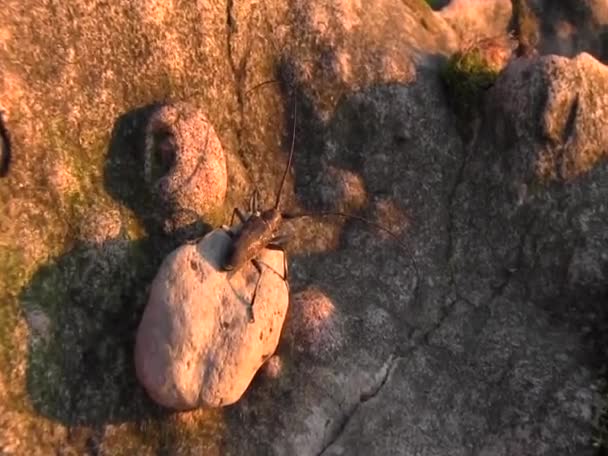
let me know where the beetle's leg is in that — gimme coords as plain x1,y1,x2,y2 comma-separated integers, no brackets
249,189,260,214
266,235,289,284
268,234,289,248
229,207,247,227
222,207,248,238
248,239,290,324
264,238,290,302
249,258,265,323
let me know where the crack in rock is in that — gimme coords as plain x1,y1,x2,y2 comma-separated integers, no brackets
444,116,480,267
314,114,482,455
317,354,400,456
225,0,252,158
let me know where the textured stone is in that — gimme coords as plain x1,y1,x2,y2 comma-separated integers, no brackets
282,287,345,360
78,207,122,245
144,102,228,234
135,227,289,410
225,31,608,456
453,52,608,304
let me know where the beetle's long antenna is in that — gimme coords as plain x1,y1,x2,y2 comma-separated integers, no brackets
282,210,418,273
274,98,297,210
282,210,404,248
244,79,280,97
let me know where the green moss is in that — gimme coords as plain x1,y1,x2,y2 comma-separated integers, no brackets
440,46,500,125
158,411,226,455
41,115,117,247
101,422,163,456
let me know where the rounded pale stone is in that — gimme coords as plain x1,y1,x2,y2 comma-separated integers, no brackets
135,228,289,410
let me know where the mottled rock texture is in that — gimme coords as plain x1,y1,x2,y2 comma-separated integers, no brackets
144,102,228,236
135,228,289,410
1,0,608,455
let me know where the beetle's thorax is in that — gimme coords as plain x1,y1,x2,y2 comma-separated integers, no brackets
260,208,282,230
221,208,283,272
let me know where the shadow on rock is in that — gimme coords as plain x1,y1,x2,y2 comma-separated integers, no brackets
20,104,193,427
220,55,462,454
222,52,608,454
512,0,608,62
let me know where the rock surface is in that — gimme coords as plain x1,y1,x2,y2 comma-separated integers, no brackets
135,228,289,410
2,0,608,455
438,0,513,43
282,287,346,360
221,6,608,456
452,52,608,306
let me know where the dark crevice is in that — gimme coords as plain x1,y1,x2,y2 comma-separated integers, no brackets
445,116,481,266
419,297,460,347
391,115,484,354
225,0,251,163
488,210,538,299
441,116,482,315
554,93,580,180
317,354,400,455
510,0,541,57
563,93,580,144
0,110,11,177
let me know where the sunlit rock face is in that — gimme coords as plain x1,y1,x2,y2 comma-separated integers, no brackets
438,0,513,43
282,287,346,361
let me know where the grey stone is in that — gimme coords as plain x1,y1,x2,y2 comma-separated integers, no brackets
281,287,347,361
453,52,608,305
